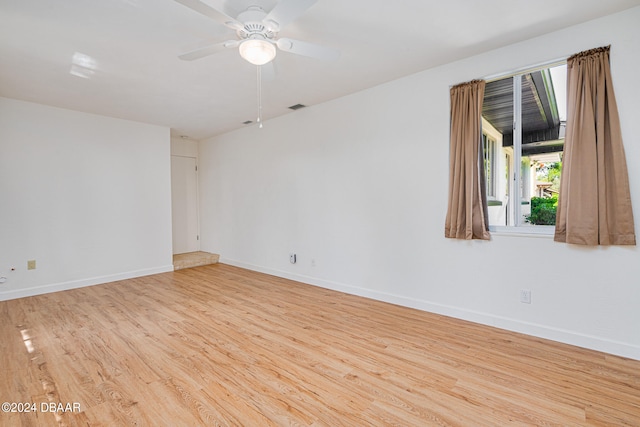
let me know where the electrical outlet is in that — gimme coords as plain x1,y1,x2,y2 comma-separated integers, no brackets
289,253,296,264
311,258,316,267
27,260,36,270
520,289,532,304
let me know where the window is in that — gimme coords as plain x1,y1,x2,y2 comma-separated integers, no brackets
482,133,497,199
482,63,566,231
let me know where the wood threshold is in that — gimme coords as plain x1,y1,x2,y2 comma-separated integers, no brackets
173,251,219,270
1,263,638,426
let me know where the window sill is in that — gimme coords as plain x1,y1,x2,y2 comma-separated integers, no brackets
489,225,555,238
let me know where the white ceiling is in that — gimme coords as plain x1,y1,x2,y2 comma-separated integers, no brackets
2,0,639,140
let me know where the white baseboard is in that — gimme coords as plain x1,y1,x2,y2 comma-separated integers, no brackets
221,258,640,361
0,265,175,302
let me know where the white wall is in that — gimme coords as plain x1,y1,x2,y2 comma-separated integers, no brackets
198,7,640,360
0,98,174,300
171,136,199,158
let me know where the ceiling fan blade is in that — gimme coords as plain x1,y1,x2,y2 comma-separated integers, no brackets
276,38,339,61
178,40,238,61
174,0,243,30
264,0,318,31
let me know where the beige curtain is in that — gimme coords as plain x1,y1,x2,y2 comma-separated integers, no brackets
555,46,636,245
445,80,490,240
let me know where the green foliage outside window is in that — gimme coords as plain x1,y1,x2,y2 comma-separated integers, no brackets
525,196,558,225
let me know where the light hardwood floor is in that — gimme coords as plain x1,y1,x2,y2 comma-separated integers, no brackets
1,264,639,426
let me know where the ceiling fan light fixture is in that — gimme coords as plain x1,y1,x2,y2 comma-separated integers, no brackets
239,39,276,65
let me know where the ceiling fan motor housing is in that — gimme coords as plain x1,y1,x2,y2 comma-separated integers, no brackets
237,7,277,41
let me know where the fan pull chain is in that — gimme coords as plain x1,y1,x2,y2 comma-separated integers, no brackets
257,65,263,129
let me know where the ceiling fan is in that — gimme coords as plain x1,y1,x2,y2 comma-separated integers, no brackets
174,0,340,65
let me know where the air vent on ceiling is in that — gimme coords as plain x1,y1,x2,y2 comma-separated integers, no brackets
288,103,307,110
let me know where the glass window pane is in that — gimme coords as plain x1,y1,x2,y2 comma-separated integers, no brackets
482,63,566,229
520,65,565,226
482,77,513,227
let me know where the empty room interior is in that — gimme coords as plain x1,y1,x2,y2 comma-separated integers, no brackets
1,0,640,425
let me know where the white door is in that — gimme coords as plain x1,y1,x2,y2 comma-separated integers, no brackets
171,155,199,254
